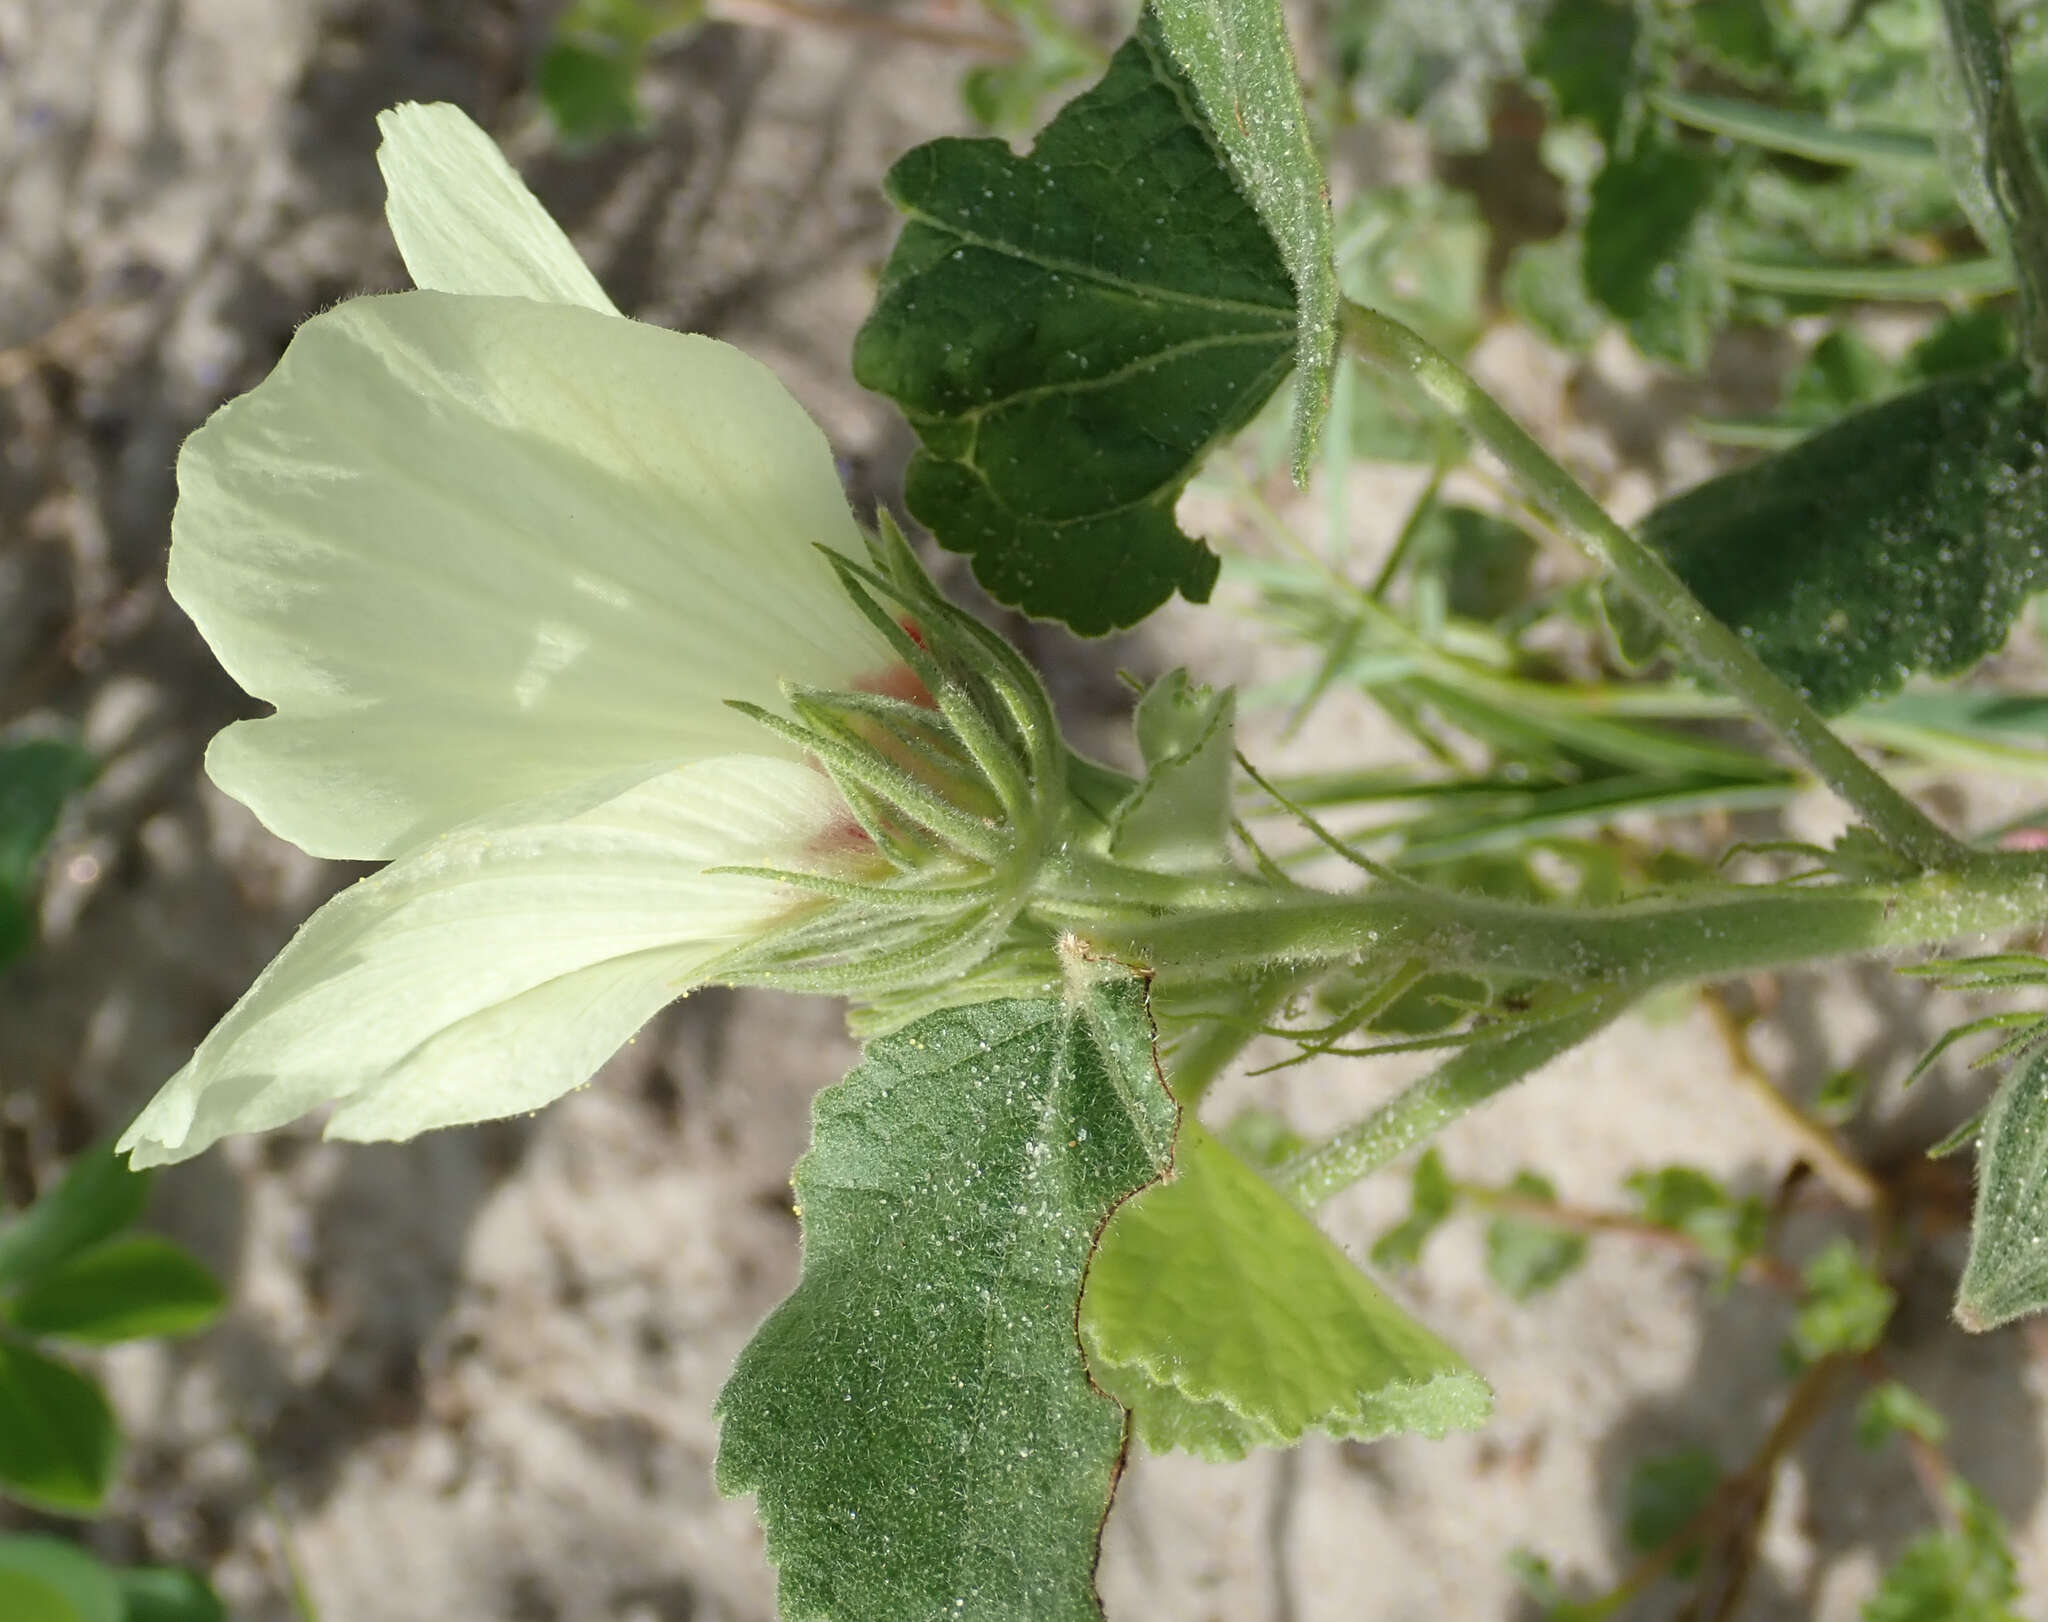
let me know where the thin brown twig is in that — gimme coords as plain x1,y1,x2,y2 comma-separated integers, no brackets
709,0,1024,55
1703,989,1887,1213
1453,1183,1804,1292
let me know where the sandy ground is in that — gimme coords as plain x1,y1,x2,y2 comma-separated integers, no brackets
2,2,2046,1619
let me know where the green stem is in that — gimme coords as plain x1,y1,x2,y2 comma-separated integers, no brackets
1097,852,2048,989
1338,301,1968,873
1280,990,1633,1205
1939,0,2048,384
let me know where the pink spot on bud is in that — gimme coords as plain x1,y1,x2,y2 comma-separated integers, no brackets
853,624,935,708
806,816,876,861
2002,827,2048,851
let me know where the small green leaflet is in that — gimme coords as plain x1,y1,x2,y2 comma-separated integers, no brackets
715,965,1176,1622
1146,0,1336,477
854,7,1298,635
1636,362,2048,716
1958,1047,2048,1331
1080,1120,1489,1461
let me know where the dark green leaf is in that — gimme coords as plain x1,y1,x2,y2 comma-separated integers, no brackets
715,968,1176,1622
1855,1381,1950,1450
0,739,93,968
1958,1047,2048,1330
854,13,1297,633
0,1337,118,1515
1905,309,2013,381
0,1145,153,1292
536,40,642,143
1583,136,1719,324
1147,0,1335,476
113,1567,228,1622
1792,1239,1895,1360
1639,363,2048,715
5,1237,223,1346
1527,0,1639,142
1411,505,1538,624
1484,1172,1588,1302
1623,1445,1722,1579
0,1538,122,1622
1084,1119,1487,1459
1370,1147,1454,1271
1865,1482,2023,1622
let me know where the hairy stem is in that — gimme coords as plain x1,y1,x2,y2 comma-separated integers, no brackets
1338,300,1967,872
1940,0,2048,385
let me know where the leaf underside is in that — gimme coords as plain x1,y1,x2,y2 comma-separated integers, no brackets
853,8,1297,635
1958,1047,2048,1331
1635,362,2048,716
715,968,1176,1622
1081,1120,1490,1461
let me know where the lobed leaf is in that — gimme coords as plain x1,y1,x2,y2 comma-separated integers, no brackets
715,967,1176,1622
1146,0,1336,476
854,8,1297,634
1081,1121,1489,1462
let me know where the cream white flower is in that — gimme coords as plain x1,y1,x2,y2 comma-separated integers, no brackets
120,103,912,1167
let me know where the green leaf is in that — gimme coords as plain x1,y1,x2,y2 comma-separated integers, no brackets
853,11,1297,634
113,1567,228,1622
1865,1482,2023,1622
1583,135,1719,325
0,739,93,967
0,1145,153,1292
0,1570,80,1622
1107,669,1235,873
0,1538,122,1622
1625,1165,1767,1274
1082,1121,1489,1460
1527,0,1639,142
1958,1046,2048,1330
715,969,1176,1622
1147,0,1335,477
1622,1445,1722,1580
1483,1172,1588,1302
1638,363,2048,715
1410,505,1538,624
1503,235,1606,353
1855,1381,1950,1450
535,40,642,143
0,1337,118,1515
4,1237,223,1346
1370,1146,1455,1270
1792,1239,1895,1360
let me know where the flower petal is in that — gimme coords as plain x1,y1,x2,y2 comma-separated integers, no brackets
172,290,896,858
376,101,618,315
118,757,852,1168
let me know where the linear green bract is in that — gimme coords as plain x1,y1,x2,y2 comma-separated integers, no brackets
1636,362,2048,716
853,8,1296,635
1080,1120,1489,1460
714,968,1175,1622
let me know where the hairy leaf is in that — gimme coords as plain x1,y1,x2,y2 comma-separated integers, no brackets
1147,0,1335,476
4,1238,223,1346
1959,1047,2048,1330
715,968,1175,1621
0,1338,117,1515
1638,363,2048,715
854,10,1297,634
1081,1121,1489,1461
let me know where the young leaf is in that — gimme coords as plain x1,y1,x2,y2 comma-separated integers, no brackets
1081,1121,1489,1461
715,969,1176,1622
1791,1239,1895,1361
3,1237,224,1346
1865,1481,2023,1622
1622,1445,1722,1580
853,8,1297,634
1146,0,1336,476
1483,1172,1589,1302
0,1337,118,1515
1626,1164,1767,1274
0,1539,123,1622
1635,363,2048,716
0,1145,153,1292
1855,1381,1950,1450
1958,1046,2048,1330
113,1567,228,1622
1370,1145,1456,1270
1106,669,1235,873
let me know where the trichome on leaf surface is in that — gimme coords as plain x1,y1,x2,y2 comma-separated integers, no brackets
65,0,2048,1612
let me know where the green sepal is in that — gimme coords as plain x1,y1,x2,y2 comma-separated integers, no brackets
1080,1120,1489,1461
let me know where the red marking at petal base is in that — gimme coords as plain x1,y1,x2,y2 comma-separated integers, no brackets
853,661,934,709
